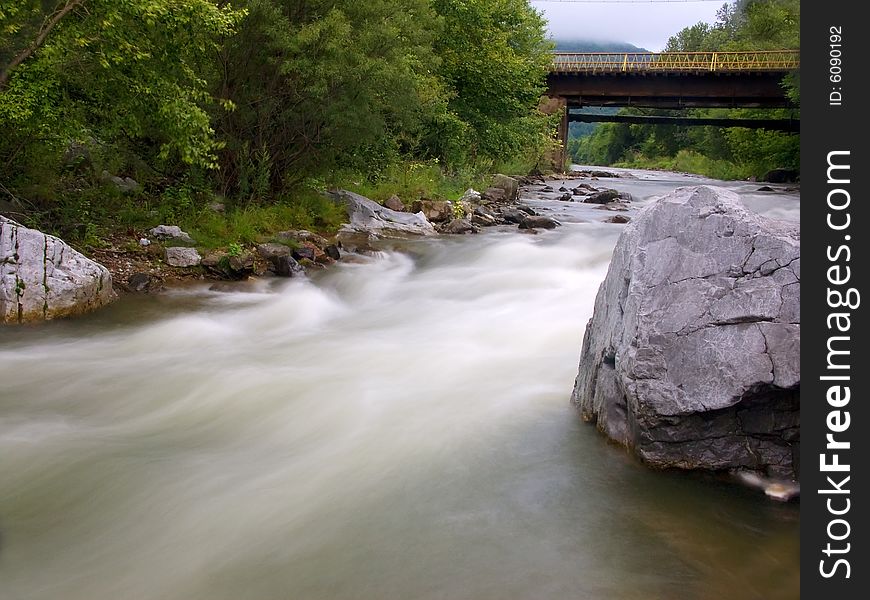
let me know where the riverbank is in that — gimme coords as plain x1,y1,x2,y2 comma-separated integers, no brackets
51,170,639,298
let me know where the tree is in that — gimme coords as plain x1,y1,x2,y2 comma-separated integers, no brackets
0,1,243,170
211,0,443,195
427,0,554,168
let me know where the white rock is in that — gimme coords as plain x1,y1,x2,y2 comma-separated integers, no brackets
165,247,201,267
149,225,194,244
330,190,436,238
1,216,116,323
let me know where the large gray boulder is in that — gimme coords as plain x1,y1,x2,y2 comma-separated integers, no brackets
330,190,436,238
572,186,800,480
1,216,116,323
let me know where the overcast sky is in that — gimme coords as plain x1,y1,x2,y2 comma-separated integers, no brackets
531,0,725,51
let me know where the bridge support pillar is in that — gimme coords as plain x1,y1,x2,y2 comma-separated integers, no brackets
539,96,569,172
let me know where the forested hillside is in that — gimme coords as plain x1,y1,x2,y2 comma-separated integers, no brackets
0,0,555,247
554,39,646,53
569,0,800,179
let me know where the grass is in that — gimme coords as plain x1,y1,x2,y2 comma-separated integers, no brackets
9,157,538,258
330,161,491,208
611,150,754,181
183,191,345,250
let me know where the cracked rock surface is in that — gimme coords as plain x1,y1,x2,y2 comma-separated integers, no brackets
1,216,116,323
571,186,799,479
329,189,437,238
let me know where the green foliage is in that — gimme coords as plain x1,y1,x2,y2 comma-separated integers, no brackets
666,0,799,102
426,0,555,169
1,1,245,170
212,0,442,194
2,0,554,251
185,191,346,249
615,149,752,181
336,160,487,205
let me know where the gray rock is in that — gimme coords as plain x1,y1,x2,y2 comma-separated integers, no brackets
330,190,436,238
226,252,255,278
324,244,341,261
256,243,304,277
460,189,482,204
583,189,622,204
292,247,317,262
500,209,526,224
571,186,800,480
384,195,405,212
575,169,618,178
517,206,536,216
1,216,116,323
471,206,498,227
165,247,201,267
596,201,631,212
411,200,453,223
492,174,519,202
472,212,497,227
558,193,573,202
518,215,560,230
275,230,329,249
126,272,162,293
605,215,631,224
482,187,507,203
443,218,476,234
101,170,139,193
335,229,378,254
149,225,194,244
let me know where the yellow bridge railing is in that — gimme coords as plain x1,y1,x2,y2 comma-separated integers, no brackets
551,50,800,73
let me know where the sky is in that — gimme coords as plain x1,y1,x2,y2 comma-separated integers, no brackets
531,0,725,51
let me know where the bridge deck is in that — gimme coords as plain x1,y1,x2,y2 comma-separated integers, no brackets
551,51,799,74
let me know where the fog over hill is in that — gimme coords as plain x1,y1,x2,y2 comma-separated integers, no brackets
552,39,649,53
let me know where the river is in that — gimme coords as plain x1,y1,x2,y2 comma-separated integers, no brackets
0,168,799,600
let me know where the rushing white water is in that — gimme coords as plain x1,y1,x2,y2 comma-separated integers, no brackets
0,171,799,600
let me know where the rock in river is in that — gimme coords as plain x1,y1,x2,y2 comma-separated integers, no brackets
491,174,519,203
330,190,436,238
583,189,623,204
411,200,453,223
1,216,116,323
257,243,304,277
571,186,800,480
518,215,560,230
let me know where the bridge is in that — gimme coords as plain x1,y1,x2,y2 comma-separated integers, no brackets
544,50,800,166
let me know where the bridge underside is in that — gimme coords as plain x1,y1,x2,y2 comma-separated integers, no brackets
548,72,794,109
545,71,796,169
569,113,799,132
